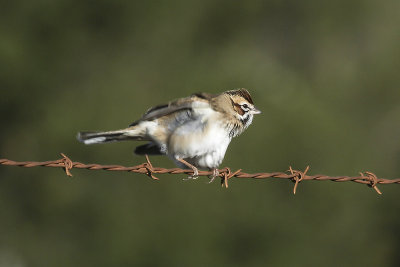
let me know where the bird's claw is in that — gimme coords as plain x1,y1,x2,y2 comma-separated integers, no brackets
207,168,219,184
183,168,199,180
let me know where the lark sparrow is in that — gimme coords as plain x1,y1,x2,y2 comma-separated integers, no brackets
77,88,260,181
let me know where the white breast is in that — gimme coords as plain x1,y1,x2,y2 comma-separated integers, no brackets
168,112,231,169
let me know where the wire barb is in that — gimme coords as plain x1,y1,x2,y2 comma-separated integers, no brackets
59,153,73,177
0,154,399,194
360,171,382,195
220,168,242,188
287,166,310,194
143,154,159,180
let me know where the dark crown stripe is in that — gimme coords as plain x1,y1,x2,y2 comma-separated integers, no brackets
226,88,254,104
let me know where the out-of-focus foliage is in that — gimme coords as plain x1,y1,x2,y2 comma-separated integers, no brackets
1,0,399,266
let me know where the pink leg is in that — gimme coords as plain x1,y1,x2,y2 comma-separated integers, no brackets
208,168,219,184
177,158,199,179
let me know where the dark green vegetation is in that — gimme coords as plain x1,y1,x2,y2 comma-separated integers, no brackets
1,1,399,266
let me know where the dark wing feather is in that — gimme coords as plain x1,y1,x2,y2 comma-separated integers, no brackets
129,103,193,126
129,93,212,126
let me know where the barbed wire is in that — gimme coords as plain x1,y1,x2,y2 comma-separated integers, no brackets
1,153,399,194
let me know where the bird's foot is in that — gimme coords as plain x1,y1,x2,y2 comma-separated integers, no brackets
178,158,199,180
208,168,219,184
183,168,199,180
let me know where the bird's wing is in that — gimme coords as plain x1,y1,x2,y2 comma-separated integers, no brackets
129,93,214,126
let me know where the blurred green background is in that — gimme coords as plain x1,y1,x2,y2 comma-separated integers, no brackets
1,0,400,266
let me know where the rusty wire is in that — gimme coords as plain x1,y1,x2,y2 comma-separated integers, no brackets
1,153,399,194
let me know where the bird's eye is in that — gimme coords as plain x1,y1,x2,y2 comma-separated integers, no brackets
241,104,249,110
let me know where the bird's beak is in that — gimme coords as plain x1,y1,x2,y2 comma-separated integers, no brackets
251,107,261,114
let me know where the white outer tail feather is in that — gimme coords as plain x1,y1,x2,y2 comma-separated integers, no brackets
82,136,107,144
77,126,146,145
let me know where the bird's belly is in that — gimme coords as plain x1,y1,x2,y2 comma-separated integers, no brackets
190,148,227,169
168,122,231,169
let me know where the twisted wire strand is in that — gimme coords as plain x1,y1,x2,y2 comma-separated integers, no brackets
1,153,399,194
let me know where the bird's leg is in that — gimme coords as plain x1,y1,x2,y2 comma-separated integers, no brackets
177,158,199,180
208,168,219,184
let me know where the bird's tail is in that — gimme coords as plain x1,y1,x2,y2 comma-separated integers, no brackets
77,126,146,145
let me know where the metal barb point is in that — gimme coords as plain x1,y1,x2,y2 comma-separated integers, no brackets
60,153,73,177
144,154,159,180
360,171,382,195
220,167,231,188
288,165,310,195
219,168,242,188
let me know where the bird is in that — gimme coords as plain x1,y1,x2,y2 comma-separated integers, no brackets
77,88,261,182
